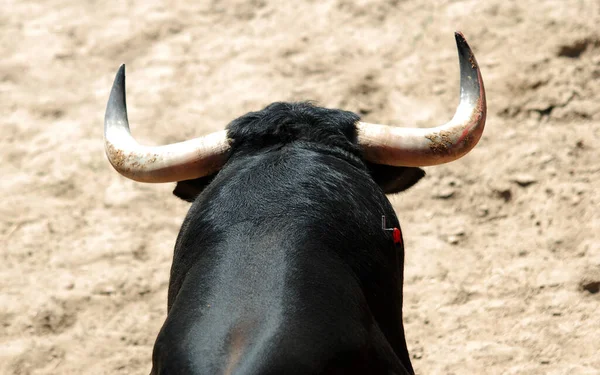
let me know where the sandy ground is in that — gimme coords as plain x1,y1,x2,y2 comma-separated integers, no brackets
1,1,599,374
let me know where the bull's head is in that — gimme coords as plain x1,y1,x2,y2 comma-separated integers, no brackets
104,32,486,184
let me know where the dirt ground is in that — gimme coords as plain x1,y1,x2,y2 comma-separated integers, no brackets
1,1,599,374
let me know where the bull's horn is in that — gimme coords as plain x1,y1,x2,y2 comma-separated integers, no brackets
104,64,230,183
357,32,486,167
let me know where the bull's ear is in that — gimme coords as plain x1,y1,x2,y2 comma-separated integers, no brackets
366,163,425,195
173,174,217,202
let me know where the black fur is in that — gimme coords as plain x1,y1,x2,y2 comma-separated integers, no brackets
154,102,423,374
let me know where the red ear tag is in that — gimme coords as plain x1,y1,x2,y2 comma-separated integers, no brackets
392,228,402,245
382,216,403,246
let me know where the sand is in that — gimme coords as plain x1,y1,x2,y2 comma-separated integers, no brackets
1,1,599,374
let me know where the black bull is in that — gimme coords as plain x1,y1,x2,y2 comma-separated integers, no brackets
103,33,486,375
152,103,424,374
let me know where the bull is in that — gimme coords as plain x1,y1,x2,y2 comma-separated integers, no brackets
103,32,486,375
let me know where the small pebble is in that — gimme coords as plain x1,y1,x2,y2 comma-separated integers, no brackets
433,188,455,199
477,207,489,217
580,280,600,294
494,188,512,202
98,286,115,296
511,174,537,187
447,235,460,245
540,154,554,164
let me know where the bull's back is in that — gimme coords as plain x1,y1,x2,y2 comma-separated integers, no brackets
152,148,411,374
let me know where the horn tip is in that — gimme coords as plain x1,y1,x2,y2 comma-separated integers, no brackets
453,31,472,54
115,64,126,84
453,31,481,77
105,63,129,129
